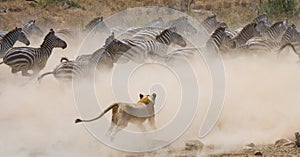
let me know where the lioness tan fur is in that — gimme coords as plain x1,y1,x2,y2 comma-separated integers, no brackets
75,93,157,137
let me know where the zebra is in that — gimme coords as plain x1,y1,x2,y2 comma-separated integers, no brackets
22,20,44,38
205,26,235,53
252,13,272,27
231,23,261,48
244,24,299,55
119,27,187,63
37,57,87,82
201,14,227,34
0,27,30,58
76,32,130,69
1,29,67,77
56,16,110,40
82,17,110,34
119,16,196,41
261,19,288,42
37,33,130,81
165,16,197,36
0,20,43,38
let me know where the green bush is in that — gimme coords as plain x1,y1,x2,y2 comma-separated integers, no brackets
37,0,80,8
260,0,300,17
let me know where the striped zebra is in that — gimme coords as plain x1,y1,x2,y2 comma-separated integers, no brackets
1,29,67,77
56,16,110,40
23,20,43,38
205,26,235,53
252,13,272,27
231,23,261,48
37,57,87,82
119,27,187,63
201,14,227,34
0,20,43,38
0,27,30,58
119,16,196,41
261,19,288,42
165,16,197,36
82,17,110,34
37,33,130,81
244,24,299,54
76,32,130,68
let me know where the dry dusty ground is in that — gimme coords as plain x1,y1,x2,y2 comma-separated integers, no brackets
1,0,300,157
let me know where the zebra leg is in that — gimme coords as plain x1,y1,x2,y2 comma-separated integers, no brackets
21,70,32,77
11,67,19,74
149,52,167,63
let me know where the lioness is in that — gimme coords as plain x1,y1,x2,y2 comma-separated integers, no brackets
75,93,157,137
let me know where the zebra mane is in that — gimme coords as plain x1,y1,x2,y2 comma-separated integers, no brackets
3,27,22,39
84,17,104,32
252,13,271,25
39,29,55,47
104,32,115,47
234,23,257,37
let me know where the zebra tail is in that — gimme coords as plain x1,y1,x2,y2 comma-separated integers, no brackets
37,72,54,82
0,61,3,65
75,103,119,123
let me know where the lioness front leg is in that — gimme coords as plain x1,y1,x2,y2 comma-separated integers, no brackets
148,116,157,130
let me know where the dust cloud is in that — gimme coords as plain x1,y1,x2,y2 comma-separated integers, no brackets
0,30,300,156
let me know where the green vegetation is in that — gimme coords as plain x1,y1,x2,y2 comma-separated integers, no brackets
259,0,300,17
37,0,81,8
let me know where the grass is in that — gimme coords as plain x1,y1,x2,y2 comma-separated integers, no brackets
0,0,300,30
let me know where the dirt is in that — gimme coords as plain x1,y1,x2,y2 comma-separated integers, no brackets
1,0,300,157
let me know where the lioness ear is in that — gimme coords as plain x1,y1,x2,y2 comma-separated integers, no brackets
152,93,156,100
139,93,144,99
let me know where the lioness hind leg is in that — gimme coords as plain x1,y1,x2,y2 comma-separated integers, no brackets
137,123,146,132
106,122,116,136
110,116,129,137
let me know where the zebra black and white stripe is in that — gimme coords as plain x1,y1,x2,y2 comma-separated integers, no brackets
23,20,43,38
119,27,187,63
2,29,67,77
261,19,288,42
56,16,110,40
201,15,227,34
119,16,196,41
232,23,261,48
252,13,272,27
37,33,130,81
206,26,235,53
0,27,30,58
245,24,299,54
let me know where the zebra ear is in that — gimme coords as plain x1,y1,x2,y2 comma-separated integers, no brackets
139,93,144,99
168,27,176,32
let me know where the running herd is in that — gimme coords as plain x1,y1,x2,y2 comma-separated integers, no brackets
0,13,299,82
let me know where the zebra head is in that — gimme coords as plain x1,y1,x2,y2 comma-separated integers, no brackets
168,16,197,36
252,13,272,26
156,27,187,47
84,17,110,34
104,38,131,62
44,29,67,49
24,20,43,37
15,27,30,46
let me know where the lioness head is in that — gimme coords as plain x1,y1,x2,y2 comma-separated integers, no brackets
138,93,156,105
